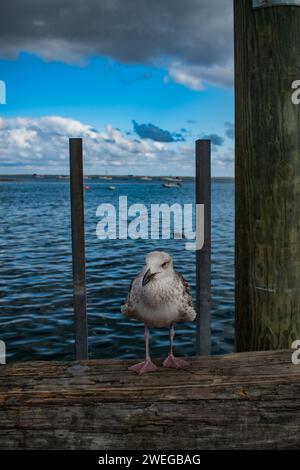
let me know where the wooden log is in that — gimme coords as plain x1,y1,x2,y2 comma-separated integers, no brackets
0,350,299,449
195,140,211,356
235,1,300,350
69,138,88,360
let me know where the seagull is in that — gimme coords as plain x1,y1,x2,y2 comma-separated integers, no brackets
121,251,196,375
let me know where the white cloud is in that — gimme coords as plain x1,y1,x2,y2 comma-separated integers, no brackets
165,60,234,90
0,116,234,175
0,116,181,174
166,64,204,91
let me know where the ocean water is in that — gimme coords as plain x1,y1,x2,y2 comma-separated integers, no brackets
0,177,234,363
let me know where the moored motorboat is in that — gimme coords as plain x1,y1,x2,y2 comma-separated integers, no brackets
140,176,153,181
163,177,183,183
162,182,181,188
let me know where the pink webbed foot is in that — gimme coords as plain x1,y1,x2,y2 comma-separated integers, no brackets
163,354,190,369
128,359,158,375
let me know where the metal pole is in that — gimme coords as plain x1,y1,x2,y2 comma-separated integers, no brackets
196,139,211,356
69,138,88,360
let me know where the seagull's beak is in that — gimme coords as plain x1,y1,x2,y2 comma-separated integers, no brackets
142,269,153,287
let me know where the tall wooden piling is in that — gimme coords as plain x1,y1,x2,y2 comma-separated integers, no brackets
69,138,88,360
235,1,300,351
196,139,211,356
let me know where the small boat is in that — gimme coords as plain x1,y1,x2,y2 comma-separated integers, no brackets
162,182,181,188
108,186,116,191
57,175,69,180
84,185,91,190
140,176,153,181
99,176,113,180
163,177,183,183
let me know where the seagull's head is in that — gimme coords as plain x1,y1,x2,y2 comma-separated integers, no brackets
142,251,173,286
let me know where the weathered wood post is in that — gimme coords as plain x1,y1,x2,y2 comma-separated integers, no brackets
196,139,211,355
69,138,88,360
235,0,300,351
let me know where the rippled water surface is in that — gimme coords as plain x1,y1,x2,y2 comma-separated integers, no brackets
0,177,234,362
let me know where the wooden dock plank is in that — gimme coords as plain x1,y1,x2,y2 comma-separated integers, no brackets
0,350,299,449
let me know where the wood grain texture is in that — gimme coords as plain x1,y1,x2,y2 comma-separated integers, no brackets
235,1,300,350
0,350,299,449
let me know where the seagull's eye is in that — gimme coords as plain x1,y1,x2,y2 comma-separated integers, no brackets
161,261,169,269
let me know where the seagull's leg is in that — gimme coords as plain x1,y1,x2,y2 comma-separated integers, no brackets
163,323,190,369
128,325,158,375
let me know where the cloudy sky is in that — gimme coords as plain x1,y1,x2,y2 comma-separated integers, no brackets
0,0,234,176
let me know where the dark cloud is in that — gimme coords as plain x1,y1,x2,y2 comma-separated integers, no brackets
202,133,224,146
225,121,234,139
133,120,185,143
0,0,233,88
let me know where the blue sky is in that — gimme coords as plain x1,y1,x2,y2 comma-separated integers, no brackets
0,0,234,176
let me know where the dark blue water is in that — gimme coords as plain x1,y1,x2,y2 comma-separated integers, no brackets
0,177,234,362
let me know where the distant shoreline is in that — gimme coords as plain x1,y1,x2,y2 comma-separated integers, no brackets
0,175,234,181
